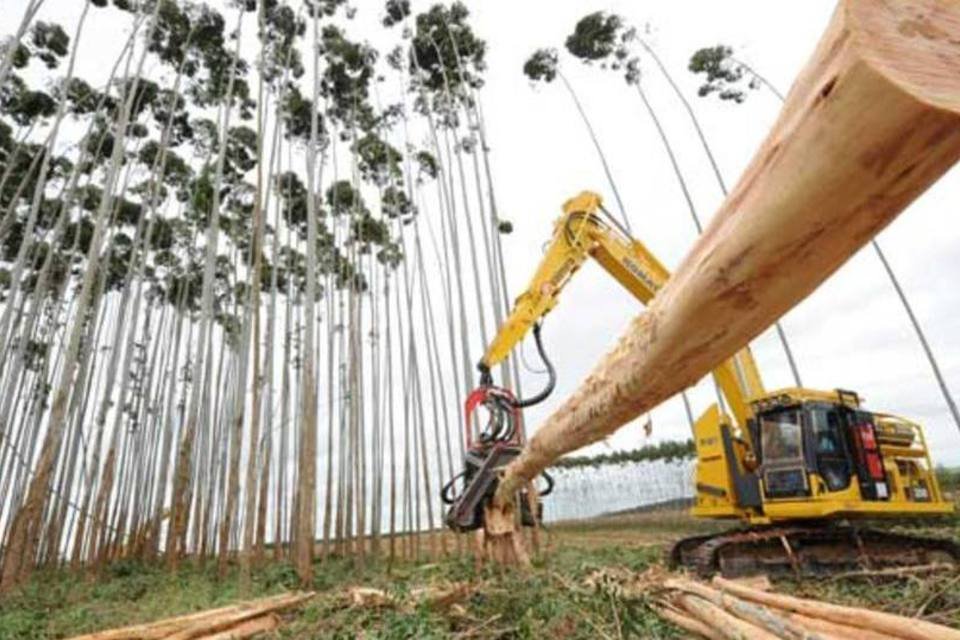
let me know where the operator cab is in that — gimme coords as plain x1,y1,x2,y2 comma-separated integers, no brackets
749,390,892,502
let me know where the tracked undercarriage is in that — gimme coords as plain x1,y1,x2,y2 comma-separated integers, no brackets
670,523,960,577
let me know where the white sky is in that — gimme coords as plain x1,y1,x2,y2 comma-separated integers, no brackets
6,0,960,471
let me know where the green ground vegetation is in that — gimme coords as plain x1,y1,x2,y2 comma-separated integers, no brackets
1,507,958,639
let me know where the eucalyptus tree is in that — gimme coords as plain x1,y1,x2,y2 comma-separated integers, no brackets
166,0,255,569
0,0,49,90
0,0,162,593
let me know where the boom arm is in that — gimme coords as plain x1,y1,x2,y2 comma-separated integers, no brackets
481,191,765,430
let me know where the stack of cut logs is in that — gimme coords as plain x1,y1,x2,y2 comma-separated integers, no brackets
66,592,313,640
655,576,960,640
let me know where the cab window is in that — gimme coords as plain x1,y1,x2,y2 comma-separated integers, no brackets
809,407,852,491
760,410,803,465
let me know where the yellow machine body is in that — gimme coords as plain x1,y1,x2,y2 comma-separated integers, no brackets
481,191,953,528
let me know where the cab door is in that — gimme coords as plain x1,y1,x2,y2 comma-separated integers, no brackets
758,408,810,498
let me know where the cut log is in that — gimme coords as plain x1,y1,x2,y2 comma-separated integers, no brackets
713,576,960,640
195,614,280,640
494,0,960,504
664,578,821,640
675,593,781,640
65,593,299,640
163,592,314,640
652,602,726,640
782,611,901,640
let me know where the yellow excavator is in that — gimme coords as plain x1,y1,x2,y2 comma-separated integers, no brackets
442,191,957,575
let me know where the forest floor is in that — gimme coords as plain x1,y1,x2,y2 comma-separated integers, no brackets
1,506,958,639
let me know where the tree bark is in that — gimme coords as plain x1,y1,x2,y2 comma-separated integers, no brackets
495,0,960,503
712,576,960,640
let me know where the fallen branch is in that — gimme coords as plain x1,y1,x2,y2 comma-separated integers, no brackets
828,563,954,581
452,614,503,639
713,576,960,640
164,592,314,640
66,593,304,640
347,586,395,608
410,582,475,611
194,614,279,640
914,572,960,618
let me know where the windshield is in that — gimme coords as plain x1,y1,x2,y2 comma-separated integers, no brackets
761,410,803,465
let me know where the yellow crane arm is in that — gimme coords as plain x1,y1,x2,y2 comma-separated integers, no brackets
480,191,765,429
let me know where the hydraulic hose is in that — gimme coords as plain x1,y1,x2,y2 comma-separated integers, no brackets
510,322,556,409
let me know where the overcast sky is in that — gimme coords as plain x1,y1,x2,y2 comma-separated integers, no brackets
8,0,960,468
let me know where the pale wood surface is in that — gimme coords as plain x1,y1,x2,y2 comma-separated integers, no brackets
713,576,960,640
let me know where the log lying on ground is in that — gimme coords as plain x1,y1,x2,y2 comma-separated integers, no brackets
652,603,725,640
643,571,957,640
713,576,960,640
164,592,313,640
674,593,781,640
493,0,960,505
664,577,820,640
67,592,313,640
781,611,899,640
195,614,279,640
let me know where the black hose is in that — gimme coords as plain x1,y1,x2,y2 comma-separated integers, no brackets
440,470,466,505
510,322,556,409
538,470,555,497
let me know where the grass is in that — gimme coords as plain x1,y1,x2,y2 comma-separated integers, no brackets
0,517,683,640
1,507,958,639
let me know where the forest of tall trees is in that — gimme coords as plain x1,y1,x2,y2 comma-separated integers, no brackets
0,0,955,599
0,0,527,590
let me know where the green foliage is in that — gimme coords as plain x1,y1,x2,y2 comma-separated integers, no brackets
352,213,389,246
414,150,438,181
523,48,558,83
354,133,402,185
381,186,415,221
410,2,486,95
325,179,363,216
552,438,696,469
688,45,759,103
936,465,960,494
319,25,377,126
383,0,411,27
0,144,47,208
59,78,113,116
565,12,623,62
303,0,347,19
10,43,30,69
1,75,57,126
280,84,323,141
260,1,307,83
148,0,193,67
27,21,71,69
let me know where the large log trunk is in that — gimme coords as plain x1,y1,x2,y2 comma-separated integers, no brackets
496,0,960,502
